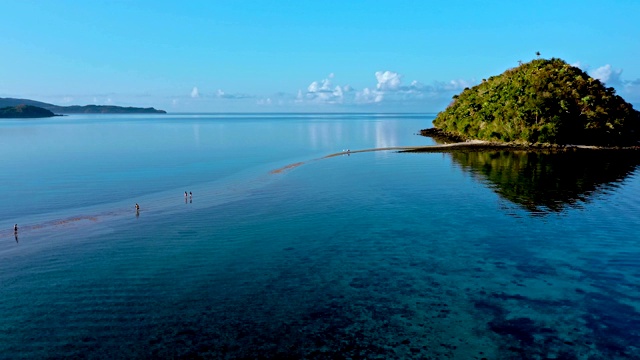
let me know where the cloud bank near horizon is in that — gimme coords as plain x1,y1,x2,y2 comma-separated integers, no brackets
183,70,478,111
20,63,640,112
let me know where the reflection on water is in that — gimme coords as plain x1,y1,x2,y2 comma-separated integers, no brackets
449,150,640,214
304,117,419,150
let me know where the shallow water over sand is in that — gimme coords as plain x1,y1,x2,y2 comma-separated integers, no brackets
1,114,639,358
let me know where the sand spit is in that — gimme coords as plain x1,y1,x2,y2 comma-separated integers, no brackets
1,215,102,240
268,141,496,175
269,139,640,176
270,162,305,174
323,140,496,157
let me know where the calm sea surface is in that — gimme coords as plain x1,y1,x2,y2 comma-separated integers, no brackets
0,113,639,359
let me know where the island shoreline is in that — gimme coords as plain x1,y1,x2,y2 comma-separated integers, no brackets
413,127,640,152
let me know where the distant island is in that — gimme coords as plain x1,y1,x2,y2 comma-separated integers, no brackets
0,104,60,118
0,97,166,115
425,58,640,148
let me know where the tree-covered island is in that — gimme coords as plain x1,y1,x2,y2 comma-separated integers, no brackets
0,97,166,115
425,58,640,147
0,104,60,118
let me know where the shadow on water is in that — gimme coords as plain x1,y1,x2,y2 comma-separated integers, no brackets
449,149,640,214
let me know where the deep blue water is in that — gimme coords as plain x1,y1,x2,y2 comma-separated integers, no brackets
1,114,639,359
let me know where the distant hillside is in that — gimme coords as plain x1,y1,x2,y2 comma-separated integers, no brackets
432,58,640,146
0,104,57,118
0,97,166,114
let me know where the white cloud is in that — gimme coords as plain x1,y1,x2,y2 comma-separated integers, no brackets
589,64,623,86
375,71,402,91
356,70,470,104
257,98,272,105
307,79,332,93
319,80,331,92
355,87,384,104
305,75,345,104
172,70,477,111
216,89,254,99
294,70,477,109
333,85,343,98
307,81,320,93
410,80,422,88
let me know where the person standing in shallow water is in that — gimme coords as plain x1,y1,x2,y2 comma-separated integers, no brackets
14,224,18,233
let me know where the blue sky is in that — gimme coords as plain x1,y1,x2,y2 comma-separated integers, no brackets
2,0,639,112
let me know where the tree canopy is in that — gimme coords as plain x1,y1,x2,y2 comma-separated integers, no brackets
432,58,640,146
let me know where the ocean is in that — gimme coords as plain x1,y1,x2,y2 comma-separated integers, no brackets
1,113,639,359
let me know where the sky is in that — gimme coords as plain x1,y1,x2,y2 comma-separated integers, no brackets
1,0,640,113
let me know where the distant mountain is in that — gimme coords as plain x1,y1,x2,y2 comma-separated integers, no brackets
0,97,166,114
0,104,58,118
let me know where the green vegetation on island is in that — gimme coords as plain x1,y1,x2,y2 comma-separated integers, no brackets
0,104,58,118
0,97,166,114
431,58,640,147
49,104,167,114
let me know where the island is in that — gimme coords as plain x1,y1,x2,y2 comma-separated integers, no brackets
0,104,60,118
423,58,640,148
0,97,166,114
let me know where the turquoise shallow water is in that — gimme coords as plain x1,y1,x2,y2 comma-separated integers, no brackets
1,114,639,359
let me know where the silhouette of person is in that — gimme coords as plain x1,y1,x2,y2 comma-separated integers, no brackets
14,224,18,233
